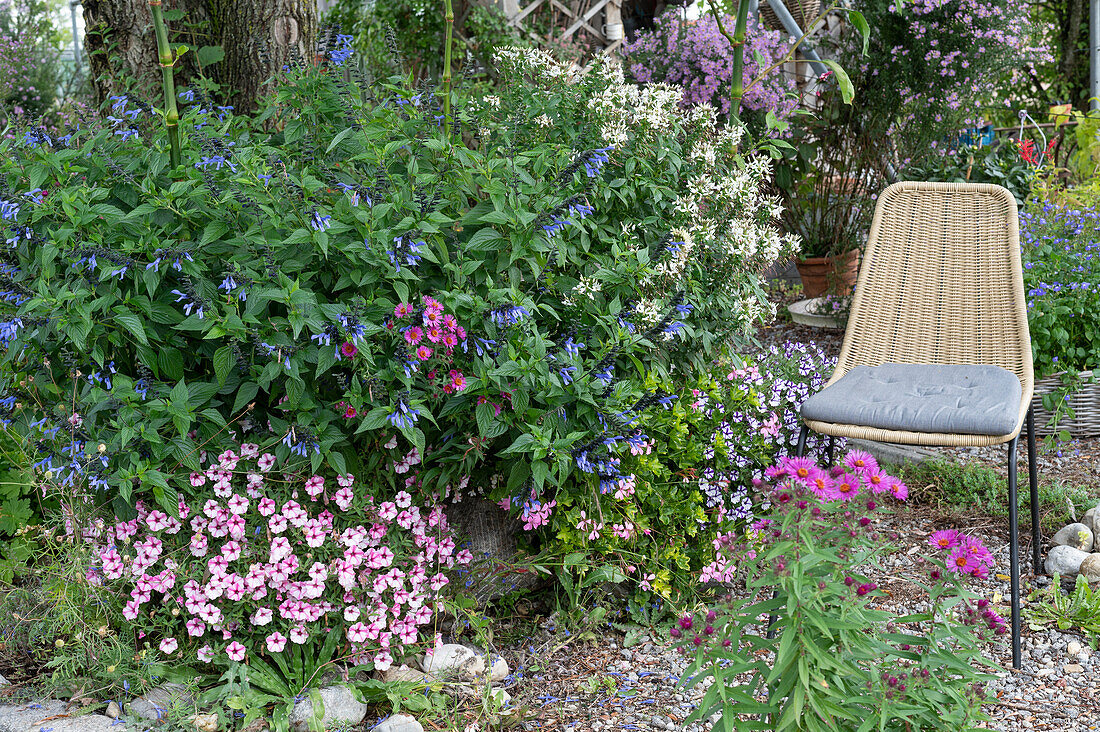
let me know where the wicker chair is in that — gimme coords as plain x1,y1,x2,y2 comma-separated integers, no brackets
795,181,1040,669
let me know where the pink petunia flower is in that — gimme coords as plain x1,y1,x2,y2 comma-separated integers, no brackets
266,632,287,653
226,641,246,661
159,637,178,654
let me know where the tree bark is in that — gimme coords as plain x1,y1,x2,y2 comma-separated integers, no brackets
82,0,316,114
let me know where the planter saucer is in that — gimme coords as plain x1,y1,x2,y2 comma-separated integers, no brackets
788,298,846,329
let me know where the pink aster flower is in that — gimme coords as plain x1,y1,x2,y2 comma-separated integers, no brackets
415,345,432,360
404,326,423,345
946,547,981,575
832,473,860,501
394,302,412,318
929,529,961,550
426,325,443,343
226,641,246,661
843,450,879,475
340,341,358,359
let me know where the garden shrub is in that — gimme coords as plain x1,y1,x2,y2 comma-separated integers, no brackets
622,9,799,122
1020,202,1100,378
550,341,836,603
677,453,998,731
0,42,793,542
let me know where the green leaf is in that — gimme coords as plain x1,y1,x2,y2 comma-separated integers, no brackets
232,381,260,415
196,45,225,67
847,10,870,56
326,126,357,154
500,433,535,455
113,307,150,346
213,345,234,386
820,60,855,105
158,348,185,381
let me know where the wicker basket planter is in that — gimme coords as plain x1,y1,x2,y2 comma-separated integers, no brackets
759,0,822,31
1030,370,1100,437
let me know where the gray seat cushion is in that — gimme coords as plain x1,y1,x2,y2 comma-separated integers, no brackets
800,363,1022,436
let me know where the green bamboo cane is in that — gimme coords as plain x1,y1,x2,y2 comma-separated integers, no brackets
709,0,753,125
149,0,181,169
442,0,455,138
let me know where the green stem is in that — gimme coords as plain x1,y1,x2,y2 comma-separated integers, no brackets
149,1,181,170
707,0,751,125
442,0,455,138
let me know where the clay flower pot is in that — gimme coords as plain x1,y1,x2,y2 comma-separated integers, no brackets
795,249,860,298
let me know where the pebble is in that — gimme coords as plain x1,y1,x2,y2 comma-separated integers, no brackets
372,714,423,732
1068,641,1083,657
105,701,121,719
130,682,195,723
422,643,485,678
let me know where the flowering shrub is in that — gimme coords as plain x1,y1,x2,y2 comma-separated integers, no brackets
0,0,66,124
547,342,836,602
93,446,469,689
622,10,798,121
0,40,793,533
675,452,999,731
1020,203,1100,378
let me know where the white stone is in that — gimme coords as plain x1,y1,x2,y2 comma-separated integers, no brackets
382,665,428,684
421,644,485,678
105,702,121,720
487,688,512,708
1068,640,1083,657
489,656,510,682
1045,545,1090,576
1082,507,1096,534
372,714,423,732
1051,522,1094,552
288,686,368,732
192,713,218,732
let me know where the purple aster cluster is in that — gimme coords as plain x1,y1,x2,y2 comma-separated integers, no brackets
622,11,799,120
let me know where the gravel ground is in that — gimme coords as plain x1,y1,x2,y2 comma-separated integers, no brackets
483,506,1099,732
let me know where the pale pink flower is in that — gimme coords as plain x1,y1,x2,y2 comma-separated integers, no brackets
226,641,246,661
266,632,287,653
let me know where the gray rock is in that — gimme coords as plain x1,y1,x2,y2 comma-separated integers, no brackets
421,644,485,678
289,686,367,732
1079,553,1100,582
0,701,69,732
1082,507,1096,534
1051,523,1094,552
130,682,195,723
105,702,120,720
0,674,7,687
381,665,428,685
371,714,423,732
1045,545,1090,576
0,705,118,732
1092,505,1100,538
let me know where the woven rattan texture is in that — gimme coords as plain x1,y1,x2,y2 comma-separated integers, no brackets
816,182,1033,446
1032,371,1100,437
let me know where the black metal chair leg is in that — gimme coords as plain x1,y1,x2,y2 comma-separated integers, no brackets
1007,434,1022,670
796,424,808,458
826,435,835,465
1026,407,1041,574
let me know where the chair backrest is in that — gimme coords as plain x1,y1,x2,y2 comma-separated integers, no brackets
833,181,1033,401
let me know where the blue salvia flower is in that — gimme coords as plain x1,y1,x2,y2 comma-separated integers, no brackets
489,306,530,327
109,95,128,111
195,155,236,171
559,366,576,385
674,301,693,316
561,338,584,358
178,89,195,102
583,147,613,177
110,265,128,279
388,399,420,429
309,211,332,231
330,34,355,65
0,199,19,221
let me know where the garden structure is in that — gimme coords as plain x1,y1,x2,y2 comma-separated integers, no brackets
1,1,1100,731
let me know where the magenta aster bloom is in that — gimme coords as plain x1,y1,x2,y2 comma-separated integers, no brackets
844,450,879,475
832,472,860,501
929,529,961,551
339,341,358,358
946,547,981,575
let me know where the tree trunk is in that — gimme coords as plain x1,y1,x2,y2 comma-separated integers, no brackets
82,0,316,114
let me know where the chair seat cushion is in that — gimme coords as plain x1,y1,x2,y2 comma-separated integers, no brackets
800,363,1022,436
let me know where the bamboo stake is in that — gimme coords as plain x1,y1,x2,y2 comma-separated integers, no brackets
149,0,181,169
442,0,455,138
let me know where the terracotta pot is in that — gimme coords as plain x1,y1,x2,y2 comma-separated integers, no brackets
795,249,860,298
